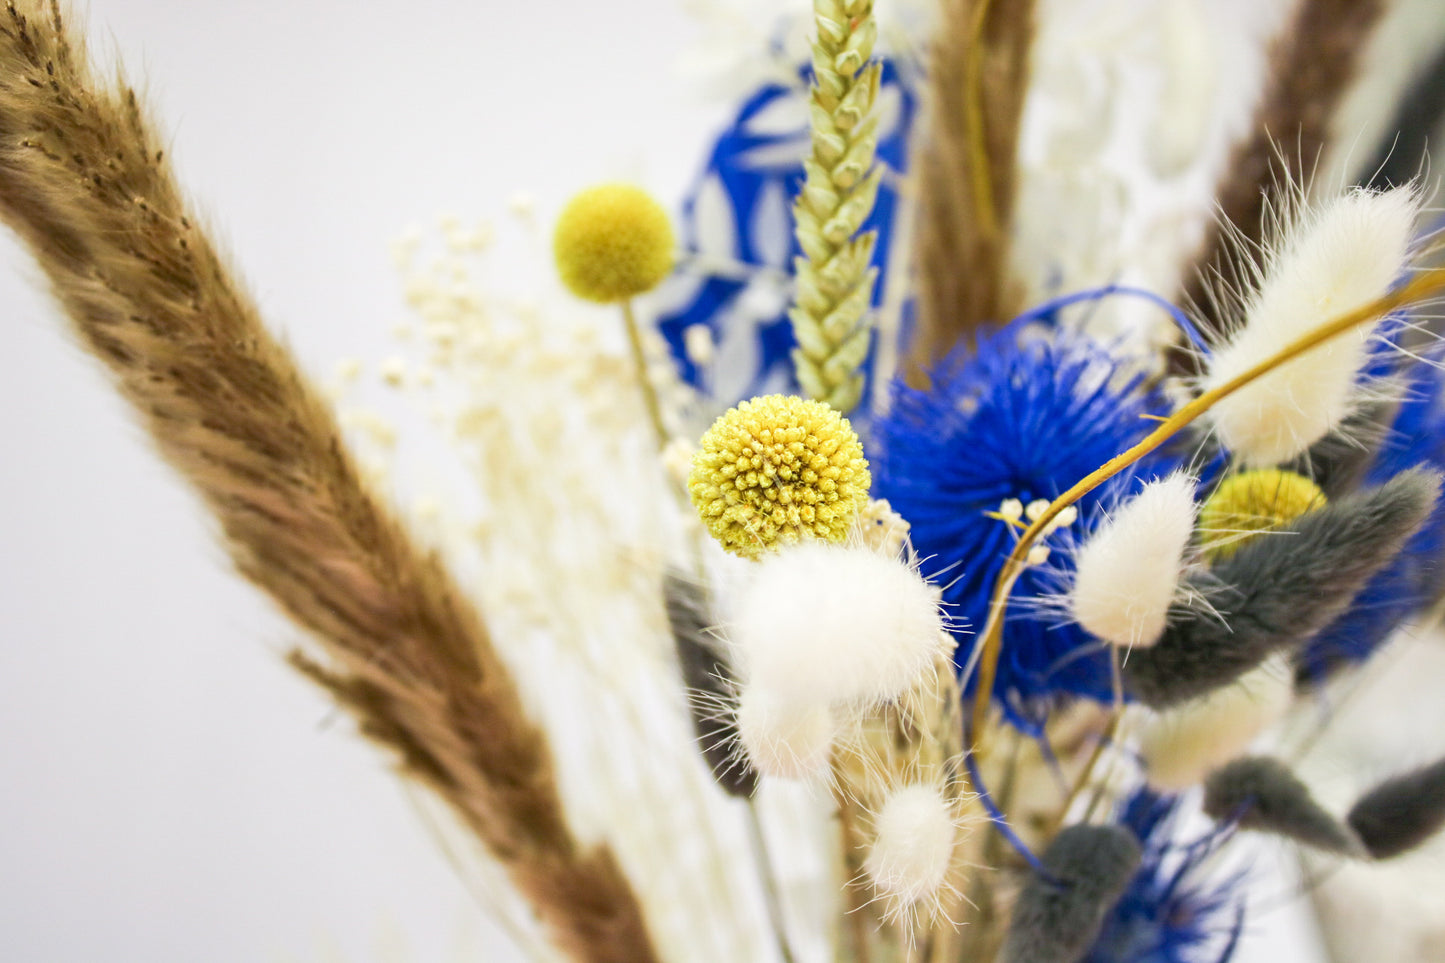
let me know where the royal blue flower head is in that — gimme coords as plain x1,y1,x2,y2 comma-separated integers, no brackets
873,319,1185,729
1299,348,1445,678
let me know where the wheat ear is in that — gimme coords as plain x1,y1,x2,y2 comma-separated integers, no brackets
908,0,1033,374
0,5,659,961
790,0,884,414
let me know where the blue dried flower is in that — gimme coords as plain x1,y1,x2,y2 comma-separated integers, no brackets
1083,790,1245,963
1299,350,1445,678
873,320,1185,728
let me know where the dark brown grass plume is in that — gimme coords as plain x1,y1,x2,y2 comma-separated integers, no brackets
1178,0,1386,351
907,0,1033,375
0,4,658,961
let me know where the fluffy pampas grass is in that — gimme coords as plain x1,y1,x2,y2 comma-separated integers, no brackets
1204,185,1419,466
1069,473,1198,648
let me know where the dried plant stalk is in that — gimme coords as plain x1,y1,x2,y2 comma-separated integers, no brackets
1178,0,1386,344
908,0,1034,374
0,4,658,961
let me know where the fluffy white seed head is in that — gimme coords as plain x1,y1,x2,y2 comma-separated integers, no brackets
734,686,836,780
1140,657,1293,790
729,541,947,706
1205,186,1418,466
1070,473,1198,648
864,782,957,906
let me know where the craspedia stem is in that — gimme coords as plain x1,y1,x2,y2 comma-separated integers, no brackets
790,0,883,414
620,299,670,451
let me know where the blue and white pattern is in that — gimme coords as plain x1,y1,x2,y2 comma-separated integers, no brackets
654,62,917,413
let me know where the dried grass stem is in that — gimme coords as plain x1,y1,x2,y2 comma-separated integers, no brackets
0,4,658,960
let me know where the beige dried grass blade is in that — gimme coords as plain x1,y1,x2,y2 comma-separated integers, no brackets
1177,0,1386,353
907,0,1033,375
0,4,659,961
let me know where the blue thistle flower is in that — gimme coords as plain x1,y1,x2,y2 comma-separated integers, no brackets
1083,790,1245,963
1299,349,1445,678
873,321,1185,728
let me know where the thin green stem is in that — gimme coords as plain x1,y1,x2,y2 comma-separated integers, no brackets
744,800,798,963
620,298,669,451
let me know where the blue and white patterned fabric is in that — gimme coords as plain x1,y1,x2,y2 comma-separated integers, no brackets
654,61,916,414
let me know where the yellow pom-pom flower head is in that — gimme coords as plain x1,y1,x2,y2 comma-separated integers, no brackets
553,183,675,303
689,395,871,558
1200,469,1326,561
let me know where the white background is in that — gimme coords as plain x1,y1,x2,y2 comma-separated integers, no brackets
0,0,1424,960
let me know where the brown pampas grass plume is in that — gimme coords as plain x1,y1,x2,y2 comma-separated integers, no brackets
908,0,1034,375
1178,0,1386,350
0,3,658,961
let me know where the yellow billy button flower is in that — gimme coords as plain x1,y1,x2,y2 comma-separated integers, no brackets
1200,469,1326,561
553,183,675,303
689,395,871,558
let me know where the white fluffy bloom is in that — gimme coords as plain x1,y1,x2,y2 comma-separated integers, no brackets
1205,186,1418,466
729,542,947,706
734,686,836,780
1070,473,1198,647
1140,658,1293,790
863,783,957,906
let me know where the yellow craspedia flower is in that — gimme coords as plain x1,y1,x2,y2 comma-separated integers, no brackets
689,395,871,559
1200,469,1326,561
553,183,675,303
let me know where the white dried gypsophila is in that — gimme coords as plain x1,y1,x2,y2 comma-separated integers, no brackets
1204,185,1421,466
1069,472,1199,648
855,498,913,558
1138,655,1294,790
331,213,838,963
727,540,950,709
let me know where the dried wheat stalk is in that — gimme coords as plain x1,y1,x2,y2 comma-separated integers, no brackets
791,0,884,414
907,0,1033,375
0,4,658,960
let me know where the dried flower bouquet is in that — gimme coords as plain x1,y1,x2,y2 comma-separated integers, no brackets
7,1,1445,962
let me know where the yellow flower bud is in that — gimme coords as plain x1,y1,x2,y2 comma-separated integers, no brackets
688,395,870,558
553,184,674,303
1200,469,1325,561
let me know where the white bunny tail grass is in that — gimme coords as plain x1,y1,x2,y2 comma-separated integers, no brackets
729,541,949,707
1069,473,1199,649
1139,657,1294,791
734,685,838,782
861,781,961,924
1204,186,1422,467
